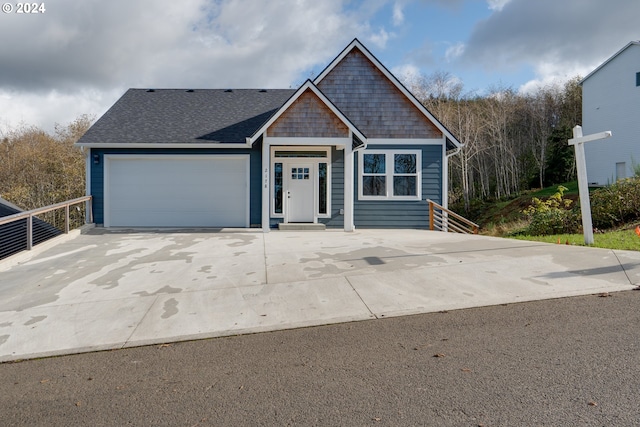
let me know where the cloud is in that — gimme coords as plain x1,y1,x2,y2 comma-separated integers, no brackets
0,88,123,135
0,0,394,131
445,42,465,62
461,0,640,90
369,28,394,49
486,0,511,11
392,1,405,26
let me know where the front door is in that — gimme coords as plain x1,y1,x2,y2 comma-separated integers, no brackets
287,164,314,222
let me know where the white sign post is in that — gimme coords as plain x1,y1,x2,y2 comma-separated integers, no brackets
568,125,611,245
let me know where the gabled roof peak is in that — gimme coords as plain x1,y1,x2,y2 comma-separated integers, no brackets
312,38,461,148
246,79,366,144
580,41,640,85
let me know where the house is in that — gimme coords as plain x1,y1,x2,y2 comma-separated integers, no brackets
75,39,461,231
581,41,640,185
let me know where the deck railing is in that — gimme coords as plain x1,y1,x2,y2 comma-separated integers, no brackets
0,196,92,260
427,199,479,235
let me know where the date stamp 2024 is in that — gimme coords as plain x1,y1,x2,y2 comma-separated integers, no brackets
2,3,46,14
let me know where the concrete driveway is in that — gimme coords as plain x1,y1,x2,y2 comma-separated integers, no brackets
1,228,639,362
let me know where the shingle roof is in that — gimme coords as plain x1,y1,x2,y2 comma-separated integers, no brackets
0,197,21,217
77,89,296,145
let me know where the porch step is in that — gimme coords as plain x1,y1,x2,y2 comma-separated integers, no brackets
278,223,326,231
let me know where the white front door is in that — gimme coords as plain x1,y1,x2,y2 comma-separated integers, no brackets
287,163,315,222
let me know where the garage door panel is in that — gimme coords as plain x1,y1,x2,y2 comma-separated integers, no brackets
106,156,249,227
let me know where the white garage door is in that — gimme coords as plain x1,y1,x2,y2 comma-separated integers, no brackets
105,155,249,227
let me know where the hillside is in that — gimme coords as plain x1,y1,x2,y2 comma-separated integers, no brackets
463,180,640,250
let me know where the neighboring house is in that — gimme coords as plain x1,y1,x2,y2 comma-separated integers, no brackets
581,41,640,186
0,197,62,259
75,39,461,231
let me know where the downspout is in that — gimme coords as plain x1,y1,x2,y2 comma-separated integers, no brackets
82,146,92,224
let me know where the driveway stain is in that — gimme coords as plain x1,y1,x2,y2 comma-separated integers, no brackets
24,316,47,326
134,286,182,297
198,266,213,273
220,234,257,247
0,322,12,328
300,247,446,279
0,334,9,346
161,298,179,319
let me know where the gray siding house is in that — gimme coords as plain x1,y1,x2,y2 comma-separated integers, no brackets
76,39,462,231
581,41,640,185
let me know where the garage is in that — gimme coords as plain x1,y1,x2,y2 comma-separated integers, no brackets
104,155,249,228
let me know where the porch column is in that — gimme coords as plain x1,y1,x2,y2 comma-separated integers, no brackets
343,143,355,232
261,137,270,232
441,140,448,209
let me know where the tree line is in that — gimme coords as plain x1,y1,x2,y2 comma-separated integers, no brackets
403,71,582,212
0,115,92,210
2,75,582,215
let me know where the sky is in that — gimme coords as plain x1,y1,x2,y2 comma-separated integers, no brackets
0,0,638,134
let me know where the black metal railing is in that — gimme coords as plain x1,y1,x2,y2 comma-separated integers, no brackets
0,196,92,260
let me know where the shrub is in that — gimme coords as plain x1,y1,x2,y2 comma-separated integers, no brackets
591,178,640,229
522,186,580,235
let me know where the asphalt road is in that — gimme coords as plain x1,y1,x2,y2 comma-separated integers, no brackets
2,291,640,426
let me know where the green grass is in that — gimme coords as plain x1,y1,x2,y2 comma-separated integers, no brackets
528,181,579,197
511,229,640,251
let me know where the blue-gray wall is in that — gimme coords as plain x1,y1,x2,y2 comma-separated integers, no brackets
90,142,441,229
89,144,262,226
354,144,441,229
320,147,345,228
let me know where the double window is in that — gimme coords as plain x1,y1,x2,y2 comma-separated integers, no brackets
358,150,421,200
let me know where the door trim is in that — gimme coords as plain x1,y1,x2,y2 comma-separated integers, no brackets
270,146,331,221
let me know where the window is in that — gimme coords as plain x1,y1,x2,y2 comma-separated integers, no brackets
274,163,283,214
636,72,640,87
291,167,309,180
362,153,386,196
318,163,327,214
359,150,421,200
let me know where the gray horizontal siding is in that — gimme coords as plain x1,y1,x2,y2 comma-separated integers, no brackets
320,147,344,228
354,144,442,229
90,145,261,226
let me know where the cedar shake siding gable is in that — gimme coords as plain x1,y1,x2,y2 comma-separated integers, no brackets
267,89,350,138
317,48,442,139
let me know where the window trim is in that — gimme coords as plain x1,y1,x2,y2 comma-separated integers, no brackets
358,149,422,201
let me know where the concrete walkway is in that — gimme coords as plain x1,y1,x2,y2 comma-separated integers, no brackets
1,228,639,362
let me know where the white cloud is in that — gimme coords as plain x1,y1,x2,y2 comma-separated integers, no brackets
462,0,640,91
368,28,393,49
392,1,405,26
0,0,394,131
445,42,465,62
0,88,123,134
518,60,594,94
486,0,511,11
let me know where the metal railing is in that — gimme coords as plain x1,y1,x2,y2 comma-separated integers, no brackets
0,196,92,260
427,199,479,234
